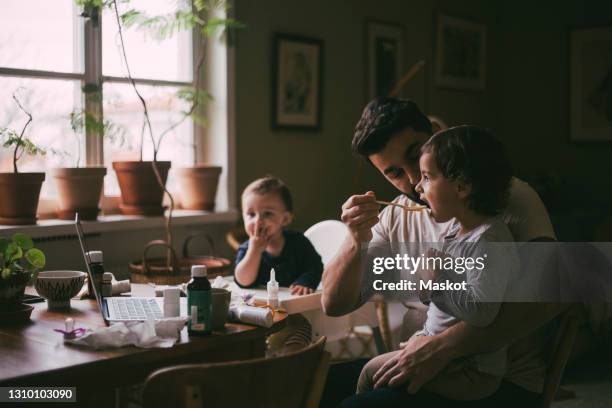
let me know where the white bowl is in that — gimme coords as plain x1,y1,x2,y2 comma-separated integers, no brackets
35,271,86,310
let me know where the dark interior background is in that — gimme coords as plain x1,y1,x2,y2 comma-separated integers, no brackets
233,0,612,242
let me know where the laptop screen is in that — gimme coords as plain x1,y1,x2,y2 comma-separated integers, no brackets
74,214,108,325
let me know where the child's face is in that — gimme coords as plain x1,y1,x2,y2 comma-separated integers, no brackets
415,152,468,223
242,192,292,239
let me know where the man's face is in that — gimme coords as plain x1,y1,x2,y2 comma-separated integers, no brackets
368,128,430,196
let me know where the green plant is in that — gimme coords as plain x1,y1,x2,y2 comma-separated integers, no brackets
69,94,127,168
77,0,243,265
0,92,47,173
0,233,46,282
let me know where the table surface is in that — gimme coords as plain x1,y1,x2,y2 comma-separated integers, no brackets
0,284,286,388
217,276,323,314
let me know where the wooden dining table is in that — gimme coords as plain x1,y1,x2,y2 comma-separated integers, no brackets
0,289,286,407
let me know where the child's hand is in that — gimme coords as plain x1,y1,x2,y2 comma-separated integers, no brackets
290,284,313,296
249,224,270,253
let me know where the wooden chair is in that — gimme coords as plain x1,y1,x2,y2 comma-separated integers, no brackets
540,304,584,408
142,336,330,408
226,224,248,253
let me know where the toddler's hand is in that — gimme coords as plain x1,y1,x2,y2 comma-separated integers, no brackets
290,284,313,296
249,224,270,253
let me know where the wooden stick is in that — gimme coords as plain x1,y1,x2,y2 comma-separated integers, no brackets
375,200,427,211
388,60,425,97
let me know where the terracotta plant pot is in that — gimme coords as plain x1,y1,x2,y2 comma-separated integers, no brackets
52,167,106,220
176,165,222,211
112,161,171,216
0,172,45,225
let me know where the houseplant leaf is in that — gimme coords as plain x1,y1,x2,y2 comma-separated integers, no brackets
12,233,33,250
6,243,23,263
25,248,46,270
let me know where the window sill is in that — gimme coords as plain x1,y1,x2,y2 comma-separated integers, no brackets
0,209,240,239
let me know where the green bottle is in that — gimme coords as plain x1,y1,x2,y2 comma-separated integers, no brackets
187,265,212,336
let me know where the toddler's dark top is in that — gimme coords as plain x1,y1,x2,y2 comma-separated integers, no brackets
234,230,323,289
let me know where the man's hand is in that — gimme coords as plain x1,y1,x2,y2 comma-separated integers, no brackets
290,284,314,295
340,191,381,243
372,334,452,393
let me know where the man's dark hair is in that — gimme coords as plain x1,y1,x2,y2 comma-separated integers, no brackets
421,125,512,216
242,176,293,212
352,97,432,157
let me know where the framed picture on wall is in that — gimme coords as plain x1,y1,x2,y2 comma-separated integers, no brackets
272,33,323,130
435,15,487,90
366,21,404,100
570,26,612,142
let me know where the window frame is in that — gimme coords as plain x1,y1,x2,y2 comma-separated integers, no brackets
0,1,235,216
0,3,199,184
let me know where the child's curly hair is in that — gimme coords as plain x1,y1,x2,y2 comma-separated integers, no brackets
421,125,512,216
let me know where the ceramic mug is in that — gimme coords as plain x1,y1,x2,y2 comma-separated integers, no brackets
211,288,231,329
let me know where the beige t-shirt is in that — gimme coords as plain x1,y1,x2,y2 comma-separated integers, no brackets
370,177,555,393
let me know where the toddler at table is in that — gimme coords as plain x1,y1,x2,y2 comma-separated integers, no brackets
235,176,323,354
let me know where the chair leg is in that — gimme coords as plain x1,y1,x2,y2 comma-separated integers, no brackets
371,327,386,355
375,299,393,352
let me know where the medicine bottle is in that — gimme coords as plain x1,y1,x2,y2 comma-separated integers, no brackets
86,250,105,298
187,265,212,335
101,272,113,297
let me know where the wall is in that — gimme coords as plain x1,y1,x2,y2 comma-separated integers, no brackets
496,0,612,239
233,0,499,230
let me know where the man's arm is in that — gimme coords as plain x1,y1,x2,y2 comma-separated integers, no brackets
321,192,380,316
321,236,363,316
372,302,568,392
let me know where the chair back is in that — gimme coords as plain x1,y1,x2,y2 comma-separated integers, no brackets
142,336,330,408
304,220,349,266
304,220,386,355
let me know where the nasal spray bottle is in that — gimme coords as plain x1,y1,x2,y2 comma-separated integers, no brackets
267,268,279,309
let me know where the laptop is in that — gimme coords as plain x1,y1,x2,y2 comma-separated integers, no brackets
75,214,163,325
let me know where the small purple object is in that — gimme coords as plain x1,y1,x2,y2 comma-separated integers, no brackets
54,328,87,339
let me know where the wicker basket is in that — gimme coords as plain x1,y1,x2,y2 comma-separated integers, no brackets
129,233,231,285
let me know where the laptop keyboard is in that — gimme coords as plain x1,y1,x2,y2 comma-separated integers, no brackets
107,297,163,320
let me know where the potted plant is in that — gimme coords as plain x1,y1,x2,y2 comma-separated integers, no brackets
89,0,237,216
107,0,235,216
79,0,239,279
51,101,126,220
0,93,47,225
0,233,46,311
176,165,222,211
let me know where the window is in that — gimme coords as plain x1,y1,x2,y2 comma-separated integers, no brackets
0,1,83,198
0,0,228,205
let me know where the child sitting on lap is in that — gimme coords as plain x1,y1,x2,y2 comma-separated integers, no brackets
235,176,323,353
358,125,519,401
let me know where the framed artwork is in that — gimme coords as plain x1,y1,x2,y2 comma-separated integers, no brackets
570,26,612,142
272,33,323,130
366,21,404,100
435,15,487,90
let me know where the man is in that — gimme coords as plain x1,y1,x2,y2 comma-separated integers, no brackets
321,97,564,406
